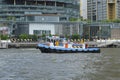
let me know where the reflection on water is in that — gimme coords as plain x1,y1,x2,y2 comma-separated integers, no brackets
0,48,120,80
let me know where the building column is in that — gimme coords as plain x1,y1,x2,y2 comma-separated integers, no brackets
55,1,56,7
25,0,26,5
44,1,46,6
14,0,16,5
55,1,57,12
35,0,37,5
91,0,93,22
62,3,64,7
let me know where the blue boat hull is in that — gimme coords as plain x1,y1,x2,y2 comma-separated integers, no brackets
37,44,100,53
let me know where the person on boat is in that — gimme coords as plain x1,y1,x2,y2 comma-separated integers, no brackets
49,42,54,46
85,44,88,48
55,40,59,46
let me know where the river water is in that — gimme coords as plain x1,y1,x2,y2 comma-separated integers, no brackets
0,48,120,80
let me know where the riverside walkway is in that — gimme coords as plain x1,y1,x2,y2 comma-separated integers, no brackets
1,39,120,48
86,40,120,48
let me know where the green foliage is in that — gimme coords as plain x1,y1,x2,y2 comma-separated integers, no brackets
84,19,92,23
6,16,16,21
7,16,12,20
19,34,37,41
31,34,37,41
112,19,120,23
102,19,120,23
0,35,9,40
19,34,28,39
69,18,78,22
65,34,70,39
84,19,120,23
49,34,52,37
41,34,46,38
101,19,110,23
71,34,80,39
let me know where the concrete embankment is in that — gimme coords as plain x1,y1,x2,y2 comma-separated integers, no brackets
0,40,40,48
8,42,39,48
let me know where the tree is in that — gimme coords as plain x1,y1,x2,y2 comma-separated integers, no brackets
0,35,9,40
49,34,52,37
19,34,28,39
19,34,38,41
112,19,120,23
71,34,80,39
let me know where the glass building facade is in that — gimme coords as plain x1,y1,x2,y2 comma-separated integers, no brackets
83,23,111,40
87,0,120,22
87,0,120,39
0,0,80,22
0,0,80,36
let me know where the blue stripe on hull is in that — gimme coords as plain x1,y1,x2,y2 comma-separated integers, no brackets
37,44,100,53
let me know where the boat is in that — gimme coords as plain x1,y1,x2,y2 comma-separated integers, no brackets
37,36,100,53
37,42,100,53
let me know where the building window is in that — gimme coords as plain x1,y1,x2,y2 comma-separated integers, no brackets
34,30,51,35
27,16,35,21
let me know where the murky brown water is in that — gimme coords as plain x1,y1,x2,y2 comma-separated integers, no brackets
0,48,120,80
